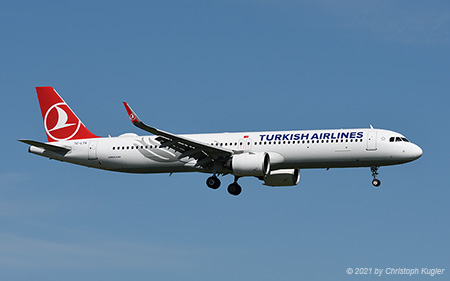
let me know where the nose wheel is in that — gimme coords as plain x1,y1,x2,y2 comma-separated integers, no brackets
371,166,381,187
372,178,381,187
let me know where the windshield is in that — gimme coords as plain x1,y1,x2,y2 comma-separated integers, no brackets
390,136,410,142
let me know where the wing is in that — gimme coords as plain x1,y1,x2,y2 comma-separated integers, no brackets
123,102,233,170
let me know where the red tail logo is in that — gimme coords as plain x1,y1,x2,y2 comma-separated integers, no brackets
36,87,99,142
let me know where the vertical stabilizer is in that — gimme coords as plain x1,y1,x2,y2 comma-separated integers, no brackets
36,87,99,142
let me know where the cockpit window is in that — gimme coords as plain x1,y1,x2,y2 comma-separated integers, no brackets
390,136,410,142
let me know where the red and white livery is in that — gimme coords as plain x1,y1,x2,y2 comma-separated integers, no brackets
20,87,423,196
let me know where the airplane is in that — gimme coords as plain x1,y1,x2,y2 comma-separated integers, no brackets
19,87,423,196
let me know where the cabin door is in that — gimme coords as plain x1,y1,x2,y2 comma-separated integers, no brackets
366,131,377,151
88,140,98,160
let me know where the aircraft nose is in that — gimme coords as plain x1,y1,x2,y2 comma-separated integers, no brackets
411,144,423,160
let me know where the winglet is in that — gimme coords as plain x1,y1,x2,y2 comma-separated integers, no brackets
123,102,141,124
120,103,233,157
123,102,160,135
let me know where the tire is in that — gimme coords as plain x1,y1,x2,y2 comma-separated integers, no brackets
372,179,381,187
206,176,220,189
227,183,242,196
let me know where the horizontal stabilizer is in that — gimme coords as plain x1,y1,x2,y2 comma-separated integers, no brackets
18,139,71,152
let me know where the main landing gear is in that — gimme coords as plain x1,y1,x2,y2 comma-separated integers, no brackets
206,175,221,189
206,175,242,196
371,166,381,187
227,177,242,196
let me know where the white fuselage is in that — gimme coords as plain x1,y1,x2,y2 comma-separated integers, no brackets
29,128,423,174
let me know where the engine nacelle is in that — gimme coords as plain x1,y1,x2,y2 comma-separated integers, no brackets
231,152,270,177
263,169,300,187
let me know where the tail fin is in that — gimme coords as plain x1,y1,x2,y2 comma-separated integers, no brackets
36,87,99,142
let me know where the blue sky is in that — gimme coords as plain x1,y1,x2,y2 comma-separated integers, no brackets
1,0,449,280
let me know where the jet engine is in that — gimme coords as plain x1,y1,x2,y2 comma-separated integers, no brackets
231,152,270,177
263,169,300,187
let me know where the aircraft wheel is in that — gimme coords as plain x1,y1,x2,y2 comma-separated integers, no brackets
206,176,221,189
372,179,381,187
227,183,242,196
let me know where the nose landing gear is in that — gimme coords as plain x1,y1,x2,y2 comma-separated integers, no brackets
371,166,381,187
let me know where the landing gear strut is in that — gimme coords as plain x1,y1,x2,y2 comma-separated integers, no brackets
206,175,221,189
371,166,381,187
227,176,242,196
